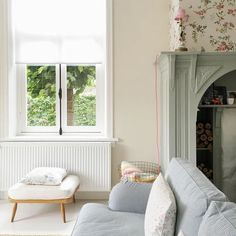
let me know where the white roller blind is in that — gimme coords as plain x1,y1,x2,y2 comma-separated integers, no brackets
14,0,106,64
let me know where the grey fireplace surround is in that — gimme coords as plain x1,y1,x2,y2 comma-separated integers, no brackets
158,52,236,174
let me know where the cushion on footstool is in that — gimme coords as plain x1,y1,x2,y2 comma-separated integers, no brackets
8,175,80,200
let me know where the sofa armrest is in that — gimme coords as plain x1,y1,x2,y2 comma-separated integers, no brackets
108,181,152,214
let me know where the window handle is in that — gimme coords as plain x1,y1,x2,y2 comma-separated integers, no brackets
59,127,63,135
58,88,62,135
58,88,62,99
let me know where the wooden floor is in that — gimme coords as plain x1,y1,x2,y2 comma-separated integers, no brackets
0,200,105,236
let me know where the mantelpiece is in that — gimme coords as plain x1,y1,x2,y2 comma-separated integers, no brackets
158,51,236,173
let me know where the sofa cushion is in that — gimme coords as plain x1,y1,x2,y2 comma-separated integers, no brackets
109,181,152,214
71,203,145,236
198,201,236,236
145,173,176,236
165,158,227,236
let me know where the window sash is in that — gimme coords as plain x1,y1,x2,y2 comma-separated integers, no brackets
17,64,105,135
61,64,105,133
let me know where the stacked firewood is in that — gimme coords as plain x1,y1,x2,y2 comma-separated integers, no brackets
196,122,213,151
198,163,213,180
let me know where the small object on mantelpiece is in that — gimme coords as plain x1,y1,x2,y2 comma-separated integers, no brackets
175,45,188,52
201,46,205,52
174,8,188,52
227,98,234,105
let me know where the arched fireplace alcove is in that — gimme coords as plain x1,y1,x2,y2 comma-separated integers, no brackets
197,70,236,202
158,52,236,202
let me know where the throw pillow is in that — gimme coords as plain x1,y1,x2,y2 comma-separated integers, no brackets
20,167,67,185
145,173,176,236
109,181,152,214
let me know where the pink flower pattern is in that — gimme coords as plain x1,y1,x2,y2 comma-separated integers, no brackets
177,0,236,51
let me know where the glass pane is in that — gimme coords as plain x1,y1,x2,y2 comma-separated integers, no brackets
27,65,56,126
67,65,96,126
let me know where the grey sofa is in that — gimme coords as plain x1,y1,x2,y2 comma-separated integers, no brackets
72,158,236,236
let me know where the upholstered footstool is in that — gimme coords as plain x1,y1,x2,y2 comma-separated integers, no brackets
8,175,80,223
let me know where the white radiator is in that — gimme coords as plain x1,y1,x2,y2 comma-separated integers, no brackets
0,142,111,194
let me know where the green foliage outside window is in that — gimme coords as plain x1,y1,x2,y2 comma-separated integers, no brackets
73,96,96,126
27,65,56,126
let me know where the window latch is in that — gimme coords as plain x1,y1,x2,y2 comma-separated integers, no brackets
58,87,62,135
58,88,62,99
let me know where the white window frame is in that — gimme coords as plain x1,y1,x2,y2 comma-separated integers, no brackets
17,63,105,136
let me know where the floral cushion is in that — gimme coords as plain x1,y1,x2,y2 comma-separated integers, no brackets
20,167,67,186
145,173,176,236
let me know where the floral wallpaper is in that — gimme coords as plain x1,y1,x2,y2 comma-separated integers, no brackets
170,0,180,51
171,0,236,51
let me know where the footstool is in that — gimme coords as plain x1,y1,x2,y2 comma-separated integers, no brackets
8,175,80,223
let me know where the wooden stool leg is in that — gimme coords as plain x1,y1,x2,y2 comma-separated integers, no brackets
60,203,66,223
11,203,17,222
73,194,76,203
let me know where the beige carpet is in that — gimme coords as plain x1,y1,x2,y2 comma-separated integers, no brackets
0,200,91,236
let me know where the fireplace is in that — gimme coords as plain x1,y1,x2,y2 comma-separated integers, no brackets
158,52,236,201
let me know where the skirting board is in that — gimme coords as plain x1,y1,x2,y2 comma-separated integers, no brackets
0,191,110,200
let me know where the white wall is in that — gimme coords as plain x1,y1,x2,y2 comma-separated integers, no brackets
112,0,170,185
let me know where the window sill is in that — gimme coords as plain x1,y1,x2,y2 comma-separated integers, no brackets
0,136,118,143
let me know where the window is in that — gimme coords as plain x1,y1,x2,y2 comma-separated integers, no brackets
13,0,111,137
20,64,102,134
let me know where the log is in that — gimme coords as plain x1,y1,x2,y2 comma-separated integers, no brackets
208,136,213,142
205,130,212,136
197,129,204,135
197,123,204,129
205,123,212,129
206,172,211,178
200,134,207,141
